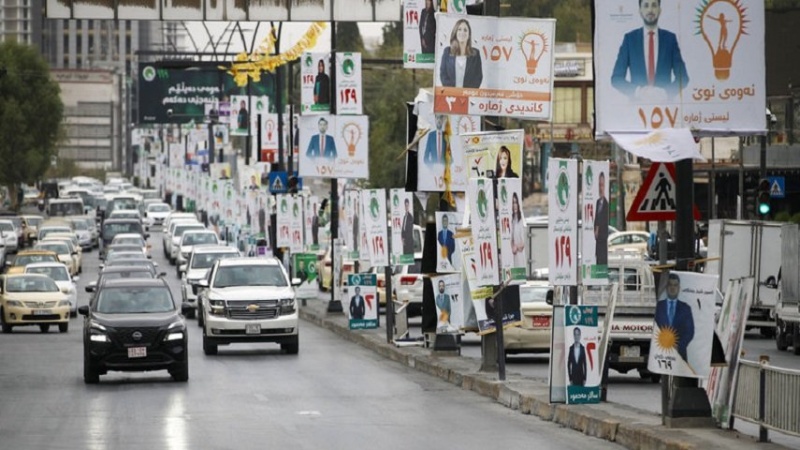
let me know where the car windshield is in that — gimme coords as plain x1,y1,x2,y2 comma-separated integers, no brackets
103,222,143,240
5,276,59,292
191,252,237,269
8,218,22,229
148,204,170,212
36,243,69,254
101,271,155,281
41,228,70,238
25,218,42,227
174,225,204,238
113,237,143,246
183,233,217,246
26,266,69,281
213,265,287,288
107,252,145,262
71,221,89,230
15,254,58,266
106,260,155,271
49,202,83,216
110,200,137,211
520,286,550,303
0,222,14,232
95,287,174,314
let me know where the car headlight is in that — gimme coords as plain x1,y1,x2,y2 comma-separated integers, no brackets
209,299,225,316
279,298,296,315
89,321,109,342
90,334,109,343
5,300,23,307
58,300,71,307
165,331,184,341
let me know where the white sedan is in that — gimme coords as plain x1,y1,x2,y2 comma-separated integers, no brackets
24,262,79,316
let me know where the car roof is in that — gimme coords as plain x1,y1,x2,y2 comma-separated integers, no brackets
183,229,215,236
216,257,281,267
102,218,142,224
101,265,155,273
4,273,51,279
192,245,238,254
24,262,69,270
99,278,169,289
112,233,145,240
17,250,58,256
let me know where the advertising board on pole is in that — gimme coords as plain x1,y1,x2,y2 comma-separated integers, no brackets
301,52,332,115
581,160,610,286
361,189,389,268
390,189,415,265
298,115,370,179
548,158,578,286
336,52,363,115
347,274,378,330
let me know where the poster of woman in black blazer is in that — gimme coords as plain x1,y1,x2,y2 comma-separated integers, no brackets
439,18,483,88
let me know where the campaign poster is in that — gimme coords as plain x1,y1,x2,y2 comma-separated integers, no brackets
347,273,378,330
461,130,524,182
221,181,236,226
549,306,567,404
293,253,318,299
431,273,463,334
229,95,250,136
548,158,578,286
251,113,280,162
300,52,331,115
648,271,718,378
304,195,321,252
212,123,229,147
707,277,754,426
403,0,438,68
433,14,556,120
344,190,361,259
468,178,499,286
435,212,463,273
298,115,369,179
582,160,610,286
276,194,292,248
564,305,602,405
360,189,389,267
497,178,526,282
390,189,415,265
593,0,766,134
336,52,363,115
209,162,231,181
289,195,304,254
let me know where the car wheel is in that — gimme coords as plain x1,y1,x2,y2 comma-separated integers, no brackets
83,356,100,384
170,361,189,382
281,336,299,355
202,335,218,355
59,322,69,333
776,320,789,351
185,308,195,319
793,326,800,356
0,308,11,333
197,308,204,327
39,324,50,333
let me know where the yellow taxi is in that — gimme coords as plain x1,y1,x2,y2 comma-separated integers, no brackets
504,281,554,356
1,273,71,333
5,250,60,275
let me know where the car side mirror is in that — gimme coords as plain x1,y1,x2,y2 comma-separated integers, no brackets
198,279,209,288
180,303,193,316
546,290,554,305
73,276,80,282
158,272,167,278
145,233,150,239
291,277,302,287
179,264,187,273
85,282,97,293
78,305,89,316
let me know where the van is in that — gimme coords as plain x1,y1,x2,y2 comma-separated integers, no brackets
47,198,84,217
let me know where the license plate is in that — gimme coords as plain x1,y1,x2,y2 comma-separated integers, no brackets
621,345,640,358
531,315,551,328
33,309,53,316
128,347,147,358
245,324,261,335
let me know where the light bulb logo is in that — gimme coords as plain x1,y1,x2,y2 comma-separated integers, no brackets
266,119,275,141
457,116,478,134
696,0,748,81
518,30,549,75
342,122,363,157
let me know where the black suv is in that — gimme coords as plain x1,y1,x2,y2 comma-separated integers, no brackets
79,278,190,384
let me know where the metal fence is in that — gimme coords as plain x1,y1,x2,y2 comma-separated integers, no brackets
733,359,800,441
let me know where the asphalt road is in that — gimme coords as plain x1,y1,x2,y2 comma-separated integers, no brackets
0,229,623,450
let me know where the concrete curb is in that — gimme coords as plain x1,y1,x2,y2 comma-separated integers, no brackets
300,306,788,450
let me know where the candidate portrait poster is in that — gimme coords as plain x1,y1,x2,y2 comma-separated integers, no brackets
435,211,463,273
347,273,378,330
581,160,610,286
298,115,369,179
648,271,718,378
276,194,292,248
497,178,526,282
293,253,318,299
301,52,331,115
433,14,556,120
461,129,524,181
431,273,463,334
209,162,231,181
336,52,363,115
390,189,415,265
564,305,601,405
548,158,578,286
344,190,361,259
304,195,321,252
469,178,499,287
361,189,389,267
289,195,304,254
403,0,438,68
594,0,766,135
252,113,280,163
229,95,251,136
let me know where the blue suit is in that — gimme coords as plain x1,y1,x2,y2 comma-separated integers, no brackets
423,131,446,166
611,28,689,99
437,229,455,264
655,298,695,362
305,134,337,159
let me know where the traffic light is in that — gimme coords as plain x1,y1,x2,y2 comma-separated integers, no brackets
757,178,771,216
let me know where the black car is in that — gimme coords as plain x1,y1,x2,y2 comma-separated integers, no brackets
100,219,146,257
79,278,190,384
85,265,160,294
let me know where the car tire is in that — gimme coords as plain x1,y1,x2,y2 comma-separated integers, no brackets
776,320,789,351
83,356,100,384
202,335,218,355
281,336,299,355
39,324,50,333
59,322,68,333
197,308,204,327
1,308,11,333
185,308,195,320
170,361,189,382
793,326,800,356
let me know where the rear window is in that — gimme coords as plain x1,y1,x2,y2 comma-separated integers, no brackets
15,254,59,266
183,233,217,246
103,222,143,240
26,265,70,281
48,201,83,216
191,252,237,269
95,287,175,314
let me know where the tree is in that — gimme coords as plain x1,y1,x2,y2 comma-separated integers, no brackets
0,41,64,210
336,22,365,53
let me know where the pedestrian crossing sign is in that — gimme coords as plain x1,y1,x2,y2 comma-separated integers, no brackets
627,163,701,221
768,176,785,199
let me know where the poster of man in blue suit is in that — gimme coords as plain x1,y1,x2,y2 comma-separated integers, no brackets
611,0,689,101
305,117,337,159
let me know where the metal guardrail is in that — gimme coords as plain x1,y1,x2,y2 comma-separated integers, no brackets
733,358,800,441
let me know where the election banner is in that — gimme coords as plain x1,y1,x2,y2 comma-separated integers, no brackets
390,189,415,265
582,160,610,286
251,113,282,163
343,190,361,259
361,189,389,267
403,0,438,68
293,253,318,299
468,178,499,286
431,273,463,334
298,115,369,179
347,273,379,330
648,271,718,378
461,129,524,182
300,52,331,115
289,195,304,254
564,305,602,404
209,162,231,180
497,178,526,282
548,158,578,286
594,0,766,135
433,14,556,120
304,195,321,252
276,194,292,248
229,95,251,136
435,212,463,273
336,52,363,115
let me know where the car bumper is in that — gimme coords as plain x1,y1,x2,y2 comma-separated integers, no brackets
86,338,188,372
204,311,299,344
3,305,70,324
503,327,552,353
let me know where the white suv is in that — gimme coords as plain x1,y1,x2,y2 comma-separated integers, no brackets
198,257,299,355
181,245,240,317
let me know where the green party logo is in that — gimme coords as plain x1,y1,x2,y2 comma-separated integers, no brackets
568,305,582,324
342,57,355,76
476,181,489,221
304,54,313,67
292,202,299,217
281,198,288,213
392,194,399,208
369,194,379,219
556,164,571,212
585,165,594,189
308,264,317,274
212,182,219,193
500,184,508,204
256,99,265,111
142,66,156,82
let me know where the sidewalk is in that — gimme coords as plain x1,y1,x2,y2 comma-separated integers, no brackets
299,300,788,450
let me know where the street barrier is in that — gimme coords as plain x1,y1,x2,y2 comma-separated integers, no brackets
732,358,800,441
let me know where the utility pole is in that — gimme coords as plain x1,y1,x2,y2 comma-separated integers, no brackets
327,4,343,313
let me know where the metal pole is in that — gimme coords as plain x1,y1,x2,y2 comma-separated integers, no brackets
738,137,744,219
385,218,394,343
256,113,262,163
711,138,716,220
327,10,342,313
246,79,252,166
276,25,285,172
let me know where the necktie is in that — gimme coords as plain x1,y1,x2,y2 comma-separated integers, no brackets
648,31,655,85
668,300,675,326
320,135,325,156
